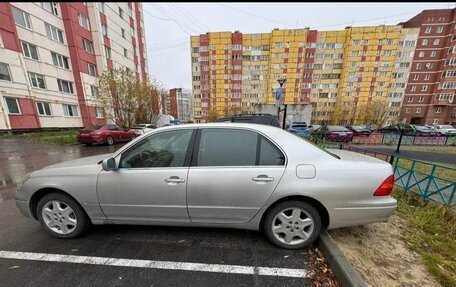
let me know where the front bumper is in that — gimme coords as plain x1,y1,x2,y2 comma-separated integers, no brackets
16,199,32,218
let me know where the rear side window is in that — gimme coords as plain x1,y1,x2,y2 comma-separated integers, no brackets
196,129,285,166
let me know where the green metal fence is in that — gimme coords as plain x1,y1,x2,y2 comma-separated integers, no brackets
392,157,455,208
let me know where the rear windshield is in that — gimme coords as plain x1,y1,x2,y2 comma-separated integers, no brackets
292,125,308,128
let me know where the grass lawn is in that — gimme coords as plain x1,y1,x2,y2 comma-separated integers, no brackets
399,146,456,155
393,188,456,287
0,130,79,145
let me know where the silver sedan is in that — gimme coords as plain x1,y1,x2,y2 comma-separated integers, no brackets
15,123,396,249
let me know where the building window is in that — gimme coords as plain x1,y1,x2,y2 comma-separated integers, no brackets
421,85,428,91
91,85,99,97
422,39,428,46
424,74,430,80
124,48,128,57
101,24,108,37
416,107,421,113
62,104,78,117
119,7,124,19
408,96,413,102
51,52,69,69
418,51,425,58
0,63,12,81
36,101,52,116
131,27,135,37
82,38,94,53
433,39,440,46
12,7,32,29
413,74,419,80
436,26,444,33
57,79,74,94
436,107,442,113
416,63,422,69
5,97,21,114
411,85,416,91
21,41,39,60
87,63,97,76
96,107,104,118
121,28,125,38
28,72,46,89
98,2,105,14
419,96,424,102
424,26,432,33
41,3,59,16
104,46,111,59
405,108,410,113
45,23,64,43
128,7,133,17
430,50,437,57
433,119,439,124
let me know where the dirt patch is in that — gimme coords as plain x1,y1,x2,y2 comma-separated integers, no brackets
329,214,440,287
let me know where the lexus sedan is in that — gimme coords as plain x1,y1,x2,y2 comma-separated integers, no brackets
16,123,396,249
312,125,354,142
77,124,136,146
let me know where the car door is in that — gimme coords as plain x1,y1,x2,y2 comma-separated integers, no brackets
97,129,196,222
186,128,286,224
107,125,121,141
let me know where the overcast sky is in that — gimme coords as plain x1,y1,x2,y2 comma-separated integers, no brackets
143,2,455,90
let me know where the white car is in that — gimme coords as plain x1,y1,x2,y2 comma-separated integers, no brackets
432,125,456,135
16,123,396,249
131,124,156,136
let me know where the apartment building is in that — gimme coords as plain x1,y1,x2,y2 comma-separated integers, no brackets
191,25,419,125
169,88,193,122
0,2,148,131
400,9,456,125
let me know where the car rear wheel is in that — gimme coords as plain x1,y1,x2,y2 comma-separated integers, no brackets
106,136,114,145
264,201,321,249
37,193,90,239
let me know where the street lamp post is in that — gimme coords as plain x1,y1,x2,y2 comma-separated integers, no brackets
276,79,287,129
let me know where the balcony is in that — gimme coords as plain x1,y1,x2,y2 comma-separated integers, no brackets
433,99,452,106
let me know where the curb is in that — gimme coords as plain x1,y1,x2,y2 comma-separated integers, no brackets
316,230,367,287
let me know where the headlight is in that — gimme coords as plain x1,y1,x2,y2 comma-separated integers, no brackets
17,172,32,189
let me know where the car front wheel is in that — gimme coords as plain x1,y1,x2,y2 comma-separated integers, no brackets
264,201,321,249
37,193,90,239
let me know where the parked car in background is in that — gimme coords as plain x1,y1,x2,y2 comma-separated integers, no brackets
432,125,456,135
345,125,372,136
16,123,396,250
411,125,439,136
307,124,321,132
76,124,136,146
131,124,156,136
287,124,311,137
312,125,354,142
216,114,280,127
377,124,414,134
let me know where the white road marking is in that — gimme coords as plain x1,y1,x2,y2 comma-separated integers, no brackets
0,250,306,278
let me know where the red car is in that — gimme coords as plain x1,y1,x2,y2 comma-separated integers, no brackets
77,124,136,146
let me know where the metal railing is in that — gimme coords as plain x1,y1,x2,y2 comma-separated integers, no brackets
330,144,456,208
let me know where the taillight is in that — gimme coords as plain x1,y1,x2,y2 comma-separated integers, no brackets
329,132,338,135
373,175,394,196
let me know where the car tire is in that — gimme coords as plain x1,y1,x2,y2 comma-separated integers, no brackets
263,201,321,249
131,134,136,140
37,192,90,239
106,136,114,145
85,142,92,146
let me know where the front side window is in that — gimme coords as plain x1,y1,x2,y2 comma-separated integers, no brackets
28,72,46,89
5,97,21,114
21,41,39,60
119,129,194,168
36,101,52,116
197,129,285,166
12,7,32,29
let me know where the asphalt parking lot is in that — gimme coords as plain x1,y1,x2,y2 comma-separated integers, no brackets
0,138,329,286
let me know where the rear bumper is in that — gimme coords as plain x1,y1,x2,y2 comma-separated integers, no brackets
77,136,105,144
327,202,397,229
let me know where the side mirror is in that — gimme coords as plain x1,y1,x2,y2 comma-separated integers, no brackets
101,158,117,171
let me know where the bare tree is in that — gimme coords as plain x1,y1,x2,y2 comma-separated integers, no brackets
97,67,159,128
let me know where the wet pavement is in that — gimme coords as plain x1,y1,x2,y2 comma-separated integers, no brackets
0,138,329,286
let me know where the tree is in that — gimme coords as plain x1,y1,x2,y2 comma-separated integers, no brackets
207,110,220,122
97,67,159,128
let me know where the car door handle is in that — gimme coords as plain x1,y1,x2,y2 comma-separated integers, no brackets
164,176,185,183
252,175,274,182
